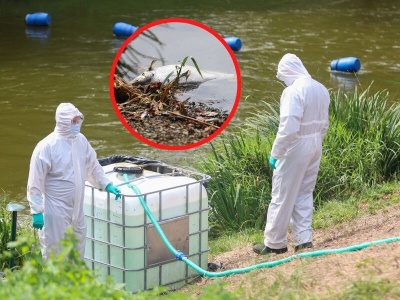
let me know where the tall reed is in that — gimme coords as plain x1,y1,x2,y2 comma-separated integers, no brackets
330,85,400,178
198,131,273,236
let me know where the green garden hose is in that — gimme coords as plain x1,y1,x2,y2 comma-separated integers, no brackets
123,174,400,278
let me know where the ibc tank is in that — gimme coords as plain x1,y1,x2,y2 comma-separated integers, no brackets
84,156,210,293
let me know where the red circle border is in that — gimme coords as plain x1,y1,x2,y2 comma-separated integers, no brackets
109,17,242,151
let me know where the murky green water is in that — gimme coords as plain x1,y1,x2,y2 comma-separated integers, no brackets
0,0,399,200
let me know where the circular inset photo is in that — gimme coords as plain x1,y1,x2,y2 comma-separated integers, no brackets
110,18,241,150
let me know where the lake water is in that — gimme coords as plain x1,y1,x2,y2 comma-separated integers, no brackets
0,0,399,200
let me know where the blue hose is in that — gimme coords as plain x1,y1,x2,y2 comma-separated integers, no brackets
123,174,400,277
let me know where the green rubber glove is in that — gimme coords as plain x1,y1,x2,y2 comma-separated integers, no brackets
32,213,44,230
106,184,121,200
269,156,277,169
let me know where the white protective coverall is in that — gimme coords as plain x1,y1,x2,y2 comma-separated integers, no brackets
27,103,111,259
264,54,330,249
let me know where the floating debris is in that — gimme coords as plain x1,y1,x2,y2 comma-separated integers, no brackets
114,74,229,146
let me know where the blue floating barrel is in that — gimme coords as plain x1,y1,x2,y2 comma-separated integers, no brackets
25,12,51,26
224,36,242,51
330,57,361,73
113,22,138,37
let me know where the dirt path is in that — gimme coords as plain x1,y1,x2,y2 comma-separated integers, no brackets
185,202,400,298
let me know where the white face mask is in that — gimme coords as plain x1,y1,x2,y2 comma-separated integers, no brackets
71,123,82,136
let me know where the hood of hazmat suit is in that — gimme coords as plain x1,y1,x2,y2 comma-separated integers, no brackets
27,102,111,259
55,102,84,137
276,53,311,86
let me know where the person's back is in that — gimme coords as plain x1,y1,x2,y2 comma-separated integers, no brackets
289,77,330,140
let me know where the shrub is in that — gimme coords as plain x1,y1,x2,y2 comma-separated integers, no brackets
0,192,35,271
0,230,245,299
0,229,134,300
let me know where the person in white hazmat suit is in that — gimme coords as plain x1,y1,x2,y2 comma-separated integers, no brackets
253,54,330,255
27,102,121,260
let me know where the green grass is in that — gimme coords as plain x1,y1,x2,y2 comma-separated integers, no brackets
337,258,400,300
339,278,400,300
207,228,260,254
309,199,359,229
329,85,400,178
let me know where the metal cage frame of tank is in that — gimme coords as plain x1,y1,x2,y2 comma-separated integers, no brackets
83,156,211,293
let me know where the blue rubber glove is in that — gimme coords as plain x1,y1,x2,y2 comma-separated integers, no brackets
32,213,44,230
269,156,277,170
106,184,121,200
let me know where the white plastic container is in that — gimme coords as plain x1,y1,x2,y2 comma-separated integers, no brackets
83,156,209,293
